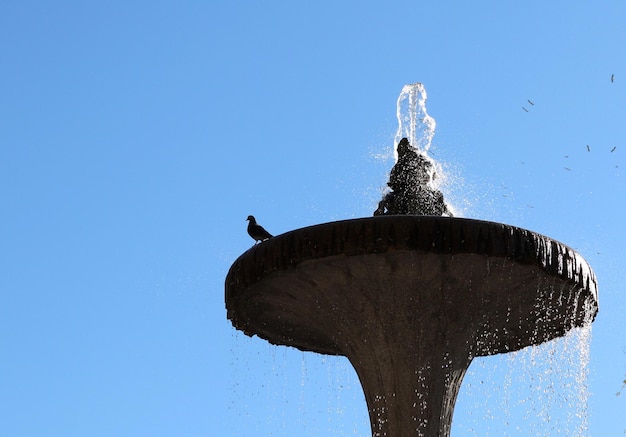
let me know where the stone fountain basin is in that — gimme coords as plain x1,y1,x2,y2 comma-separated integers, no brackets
225,216,598,358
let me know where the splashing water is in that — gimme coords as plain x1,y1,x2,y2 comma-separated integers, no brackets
389,82,454,213
394,83,437,157
454,282,595,436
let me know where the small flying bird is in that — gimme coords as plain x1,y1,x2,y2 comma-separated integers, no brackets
564,167,571,171
611,74,615,83
528,99,534,105
587,144,591,152
522,107,529,112
246,215,273,243
611,146,617,152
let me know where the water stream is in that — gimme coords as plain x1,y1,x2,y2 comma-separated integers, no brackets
390,82,594,435
395,83,437,155
393,82,451,209
230,83,595,436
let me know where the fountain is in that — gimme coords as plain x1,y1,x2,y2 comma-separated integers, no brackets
225,85,599,436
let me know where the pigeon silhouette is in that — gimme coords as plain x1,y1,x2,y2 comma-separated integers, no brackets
246,215,273,243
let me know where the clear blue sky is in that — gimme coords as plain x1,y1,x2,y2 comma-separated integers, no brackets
1,1,625,435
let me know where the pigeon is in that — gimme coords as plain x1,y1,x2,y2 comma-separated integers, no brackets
246,215,273,243
522,107,529,112
611,146,617,152
587,144,591,152
528,99,534,105
611,74,615,83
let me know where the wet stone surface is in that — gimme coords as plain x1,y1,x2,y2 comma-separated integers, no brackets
374,137,452,216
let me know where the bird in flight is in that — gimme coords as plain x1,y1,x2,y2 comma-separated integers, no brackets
522,107,529,112
528,99,534,105
611,74,615,83
611,146,617,152
587,144,591,152
246,215,273,243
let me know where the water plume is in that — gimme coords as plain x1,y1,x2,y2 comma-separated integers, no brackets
395,83,436,156
374,83,453,216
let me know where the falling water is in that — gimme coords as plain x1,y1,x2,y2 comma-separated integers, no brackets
392,83,596,435
230,83,596,436
454,325,593,435
454,280,595,435
297,354,368,436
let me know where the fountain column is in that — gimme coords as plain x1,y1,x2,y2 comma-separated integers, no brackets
345,305,472,436
226,216,598,436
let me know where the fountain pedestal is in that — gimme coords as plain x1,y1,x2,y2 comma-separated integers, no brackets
226,216,598,436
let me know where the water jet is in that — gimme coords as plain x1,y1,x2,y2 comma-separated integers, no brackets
225,84,598,436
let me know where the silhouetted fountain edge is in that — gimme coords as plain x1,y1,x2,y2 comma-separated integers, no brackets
225,215,598,436
226,216,598,337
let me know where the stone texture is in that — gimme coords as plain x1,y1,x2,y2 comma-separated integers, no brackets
374,138,452,216
225,216,598,436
